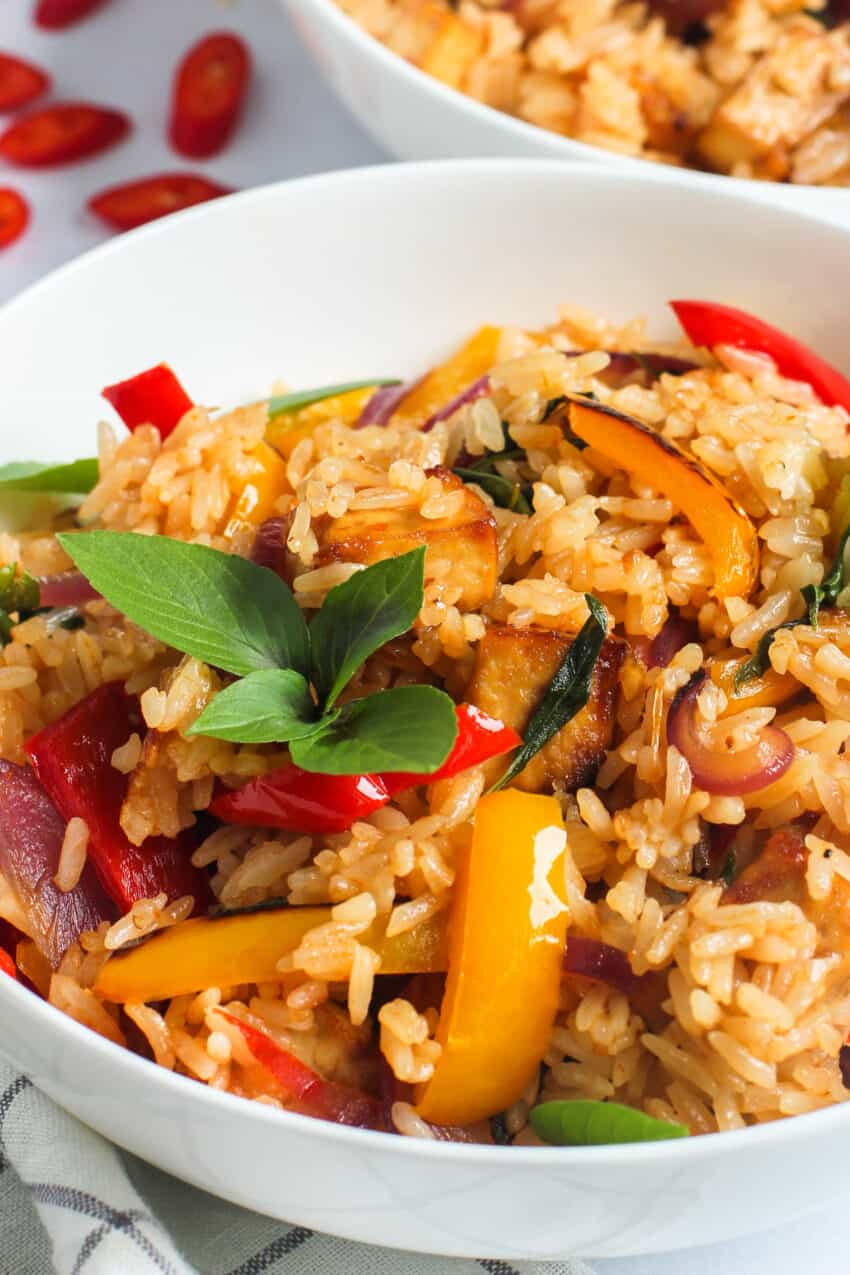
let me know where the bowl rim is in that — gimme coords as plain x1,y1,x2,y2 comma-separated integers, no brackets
2,157,850,1168
294,0,849,199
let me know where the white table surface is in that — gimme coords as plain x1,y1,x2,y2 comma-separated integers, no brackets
1,1,849,1270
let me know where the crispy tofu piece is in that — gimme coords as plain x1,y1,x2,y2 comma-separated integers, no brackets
698,24,850,172
316,467,498,611
466,624,625,793
725,827,850,954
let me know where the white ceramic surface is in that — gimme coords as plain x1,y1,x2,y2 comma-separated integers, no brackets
1,161,850,1261
285,0,850,229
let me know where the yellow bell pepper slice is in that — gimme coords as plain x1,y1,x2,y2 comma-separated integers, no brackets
94,905,448,1004
393,326,502,429
416,790,568,1126
566,399,759,599
265,386,376,460
419,15,484,89
709,653,798,717
222,440,289,543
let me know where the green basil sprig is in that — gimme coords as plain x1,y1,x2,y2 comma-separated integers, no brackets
0,563,40,645
0,458,98,495
268,379,400,420
530,1100,689,1146
491,594,608,791
736,522,850,688
58,533,458,774
309,548,425,710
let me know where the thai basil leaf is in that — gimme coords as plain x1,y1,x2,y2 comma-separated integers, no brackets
57,531,310,680
529,1100,689,1146
802,521,850,625
268,379,400,419
309,547,426,711
0,458,98,494
453,467,533,516
186,669,321,744
491,594,608,791
0,563,39,616
0,564,40,647
489,1113,513,1146
290,684,457,775
721,850,737,887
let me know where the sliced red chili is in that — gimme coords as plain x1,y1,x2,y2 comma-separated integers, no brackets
102,363,194,439
0,188,30,250
671,300,850,415
0,101,130,167
0,52,50,112
89,172,233,232
0,948,17,980
34,0,109,28
169,32,251,158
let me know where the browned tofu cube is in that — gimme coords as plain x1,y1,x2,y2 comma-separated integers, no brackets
697,24,850,172
466,624,625,793
316,467,498,611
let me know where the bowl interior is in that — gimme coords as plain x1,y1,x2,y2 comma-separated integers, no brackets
3,160,849,469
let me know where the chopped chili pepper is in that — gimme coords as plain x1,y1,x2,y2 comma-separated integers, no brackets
0,101,130,167
222,1011,384,1128
102,363,193,439
381,704,521,795
89,172,233,232
0,188,30,251
34,0,109,28
671,300,850,414
25,683,209,912
0,948,17,980
0,53,50,112
210,765,391,834
169,32,251,159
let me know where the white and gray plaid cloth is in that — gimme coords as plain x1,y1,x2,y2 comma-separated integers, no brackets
0,1057,597,1275
3,1055,849,1275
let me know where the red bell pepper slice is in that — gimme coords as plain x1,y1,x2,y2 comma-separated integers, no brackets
102,363,194,440
0,948,17,980
222,1012,384,1128
670,300,850,414
381,703,521,795
169,32,251,159
0,53,50,112
0,189,30,251
210,765,391,834
34,0,109,28
211,705,519,833
0,102,130,168
25,683,209,912
89,173,233,232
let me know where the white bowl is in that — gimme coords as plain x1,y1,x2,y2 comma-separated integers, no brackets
2,160,850,1261
285,0,850,230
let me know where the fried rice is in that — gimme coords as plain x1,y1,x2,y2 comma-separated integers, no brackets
2,303,850,1144
336,0,850,186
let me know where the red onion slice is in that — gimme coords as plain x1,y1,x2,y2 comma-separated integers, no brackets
563,936,644,997
422,375,490,433
356,381,415,428
37,571,100,608
0,761,114,967
667,671,794,796
648,613,698,669
250,516,289,574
